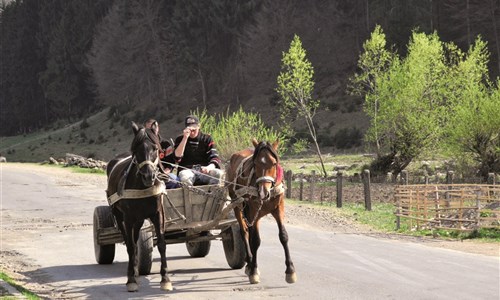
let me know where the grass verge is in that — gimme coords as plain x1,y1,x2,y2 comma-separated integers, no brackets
286,199,500,242
0,272,40,300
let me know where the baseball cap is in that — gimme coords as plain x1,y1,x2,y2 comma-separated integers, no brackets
185,115,199,127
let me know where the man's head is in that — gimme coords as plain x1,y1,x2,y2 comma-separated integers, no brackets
185,115,200,138
144,119,159,135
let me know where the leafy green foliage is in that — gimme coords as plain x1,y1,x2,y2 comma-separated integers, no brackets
445,79,500,177
350,26,499,177
442,38,500,177
276,35,318,119
276,34,327,177
192,107,287,161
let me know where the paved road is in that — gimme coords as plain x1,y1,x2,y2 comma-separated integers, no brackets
1,164,499,299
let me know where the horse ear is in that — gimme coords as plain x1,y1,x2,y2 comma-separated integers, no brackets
251,138,259,148
131,122,139,135
272,139,279,151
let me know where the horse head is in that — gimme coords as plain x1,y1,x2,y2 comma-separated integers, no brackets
131,122,161,187
251,138,280,201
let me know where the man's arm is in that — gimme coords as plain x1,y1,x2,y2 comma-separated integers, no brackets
174,128,191,160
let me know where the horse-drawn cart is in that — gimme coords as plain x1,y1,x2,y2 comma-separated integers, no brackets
93,183,246,275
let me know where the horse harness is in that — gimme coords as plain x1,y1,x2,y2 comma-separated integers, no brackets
232,153,285,227
107,155,165,205
107,130,167,206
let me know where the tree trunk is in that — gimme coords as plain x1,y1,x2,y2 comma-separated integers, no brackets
304,114,328,178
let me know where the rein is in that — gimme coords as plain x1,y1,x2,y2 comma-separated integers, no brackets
232,145,285,227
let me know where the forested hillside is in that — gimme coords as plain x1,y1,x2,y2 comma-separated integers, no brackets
1,0,499,152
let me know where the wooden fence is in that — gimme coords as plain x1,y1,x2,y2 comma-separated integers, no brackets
284,169,499,231
394,184,500,231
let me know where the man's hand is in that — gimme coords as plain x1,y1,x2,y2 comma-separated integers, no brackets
201,164,215,174
182,127,191,138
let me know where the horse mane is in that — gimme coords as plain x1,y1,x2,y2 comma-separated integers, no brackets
130,127,160,153
252,141,279,163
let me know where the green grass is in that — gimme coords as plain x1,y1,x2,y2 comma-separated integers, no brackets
0,272,40,300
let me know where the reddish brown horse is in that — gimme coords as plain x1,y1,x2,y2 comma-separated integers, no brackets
226,138,297,284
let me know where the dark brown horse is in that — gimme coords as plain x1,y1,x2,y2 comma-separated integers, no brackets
106,122,172,292
226,138,297,284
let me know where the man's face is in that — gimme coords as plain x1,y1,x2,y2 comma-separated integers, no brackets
188,125,200,138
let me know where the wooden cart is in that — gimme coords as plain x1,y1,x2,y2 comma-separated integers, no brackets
92,184,246,275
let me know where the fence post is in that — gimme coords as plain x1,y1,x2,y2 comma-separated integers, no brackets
363,169,372,211
386,172,393,183
285,170,292,198
336,171,343,208
309,170,316,201
424,171,429,185
396,190,401,230
446,171,454,206
488,173,495,185
401,170,409,185
299,173,304,201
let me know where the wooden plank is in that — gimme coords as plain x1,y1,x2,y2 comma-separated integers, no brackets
183,186,192,223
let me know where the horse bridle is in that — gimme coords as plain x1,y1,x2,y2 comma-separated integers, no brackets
252,144,279,188
255,175,276,187
132,132,162,182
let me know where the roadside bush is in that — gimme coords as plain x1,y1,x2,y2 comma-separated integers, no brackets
194,107,287,161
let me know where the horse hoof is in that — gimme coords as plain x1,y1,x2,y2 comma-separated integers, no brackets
249,274,260,284
161,281,173,291
286,272,297,284
245,266,260,276
127,283,139,292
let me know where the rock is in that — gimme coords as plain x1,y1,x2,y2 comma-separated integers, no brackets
62,153,107,170
49,157,59,165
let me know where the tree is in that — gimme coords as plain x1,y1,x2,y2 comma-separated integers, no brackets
38,0,107,120
444,38,500,178
348,25,396,154
350,27,449,176
276,34,327,177
0,0,47,134
89,0,171,109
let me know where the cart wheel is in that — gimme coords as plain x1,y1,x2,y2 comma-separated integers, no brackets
222,223,246,269
186,239,211,257
93,206,116,264
137,225,153,275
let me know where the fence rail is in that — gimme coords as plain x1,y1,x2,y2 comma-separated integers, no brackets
394,184,500,231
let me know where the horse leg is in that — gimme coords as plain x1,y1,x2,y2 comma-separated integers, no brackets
151,213,172,291
271,201,297,284
234,206,252,265
124,220,143,292
246,221,262,284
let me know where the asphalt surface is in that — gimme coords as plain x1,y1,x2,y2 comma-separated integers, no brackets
1,163,499,299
